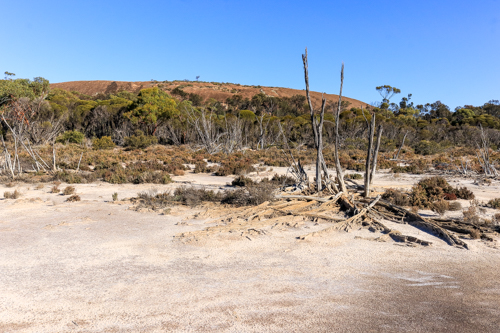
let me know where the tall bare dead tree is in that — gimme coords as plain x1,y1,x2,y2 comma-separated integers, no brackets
364,112,375,197
302,48,329,192
334,63,348,194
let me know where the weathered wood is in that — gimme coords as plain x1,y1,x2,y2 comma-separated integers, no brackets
364,112,375,197
298,195,381,239
370,124,383,184
334,63,348,194
376,199,469,249
275,194,332,203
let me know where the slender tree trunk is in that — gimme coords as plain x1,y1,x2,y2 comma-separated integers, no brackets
364,115,375,197
302,48,326,192
334,63,347,194
394,131,408,160
370,124,383,185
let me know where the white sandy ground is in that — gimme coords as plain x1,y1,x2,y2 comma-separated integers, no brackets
1,169,500,332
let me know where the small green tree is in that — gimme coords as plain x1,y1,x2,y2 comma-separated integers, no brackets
124,87,178,135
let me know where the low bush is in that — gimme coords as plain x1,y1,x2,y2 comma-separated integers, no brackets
56,130,85,144
66,194,81,202
382,188,411,206
449,201,462,211
431,200,449,216
124,130,158,149
112,192,118,201
463,202,480,225
63,186,76,195
51,185,60,193
92,136,115,150
346,173,363,180
488,198,500,209
4,189,21,199
232,175,254,187
215,157,255,176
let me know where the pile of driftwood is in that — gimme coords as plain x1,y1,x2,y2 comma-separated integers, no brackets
172,190,492,249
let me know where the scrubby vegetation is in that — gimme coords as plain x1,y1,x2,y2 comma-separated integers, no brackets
1,73,500,185
382,176,475,209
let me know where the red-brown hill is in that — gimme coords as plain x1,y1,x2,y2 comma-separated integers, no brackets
51,80,369,109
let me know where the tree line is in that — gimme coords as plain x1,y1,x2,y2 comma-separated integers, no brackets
1,71,499,157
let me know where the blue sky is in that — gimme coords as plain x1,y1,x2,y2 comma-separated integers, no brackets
1,0,499,109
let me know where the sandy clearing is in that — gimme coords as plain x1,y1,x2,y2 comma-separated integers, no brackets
1,172,500,332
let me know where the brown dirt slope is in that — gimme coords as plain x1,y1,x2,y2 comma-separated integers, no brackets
51,80,369,108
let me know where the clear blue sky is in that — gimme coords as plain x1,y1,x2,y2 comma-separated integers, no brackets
1,0,499,110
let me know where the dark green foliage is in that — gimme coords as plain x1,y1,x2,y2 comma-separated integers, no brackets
57,130,86,144
92,136,115,150
124,130,158,149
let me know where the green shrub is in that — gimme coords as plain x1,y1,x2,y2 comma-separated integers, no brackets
92,136,115,150
124,130,158,149
414,140,441,155
112,192,118,201
56,130,85,144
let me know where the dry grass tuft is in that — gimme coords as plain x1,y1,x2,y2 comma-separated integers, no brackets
66,194,81,202
63,186,76,195
4,189,21,199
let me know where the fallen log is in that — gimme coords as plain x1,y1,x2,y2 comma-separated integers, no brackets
298,195,381,239
275,194,332,203
376,199,468,249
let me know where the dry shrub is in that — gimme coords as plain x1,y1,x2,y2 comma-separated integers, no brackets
53,181,62,186
5,182,16,188
232,175,254,187
35,184,44,190
214,155,255,176
463,203,480,225
469,229,481,239
66,194,81,202
449,201,462,211
4,189,21,199
63,186,76,195
411,176,474,208
345,173,363,180
51,186,60,193
221,182,275,207
431,200,449,216
382,188,410,206
488,198,500,209
112,192,118,201
174,186,224,207
172,169,185,176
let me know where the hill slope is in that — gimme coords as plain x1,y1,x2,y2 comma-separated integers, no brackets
51,80,369,109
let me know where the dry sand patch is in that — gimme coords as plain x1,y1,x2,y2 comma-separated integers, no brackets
1,174,499,332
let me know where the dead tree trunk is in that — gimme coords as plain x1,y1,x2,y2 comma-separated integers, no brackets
334,63,348,193
394,130,408,160
364,114,375,197
370,124,383,185
302,48,327,192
